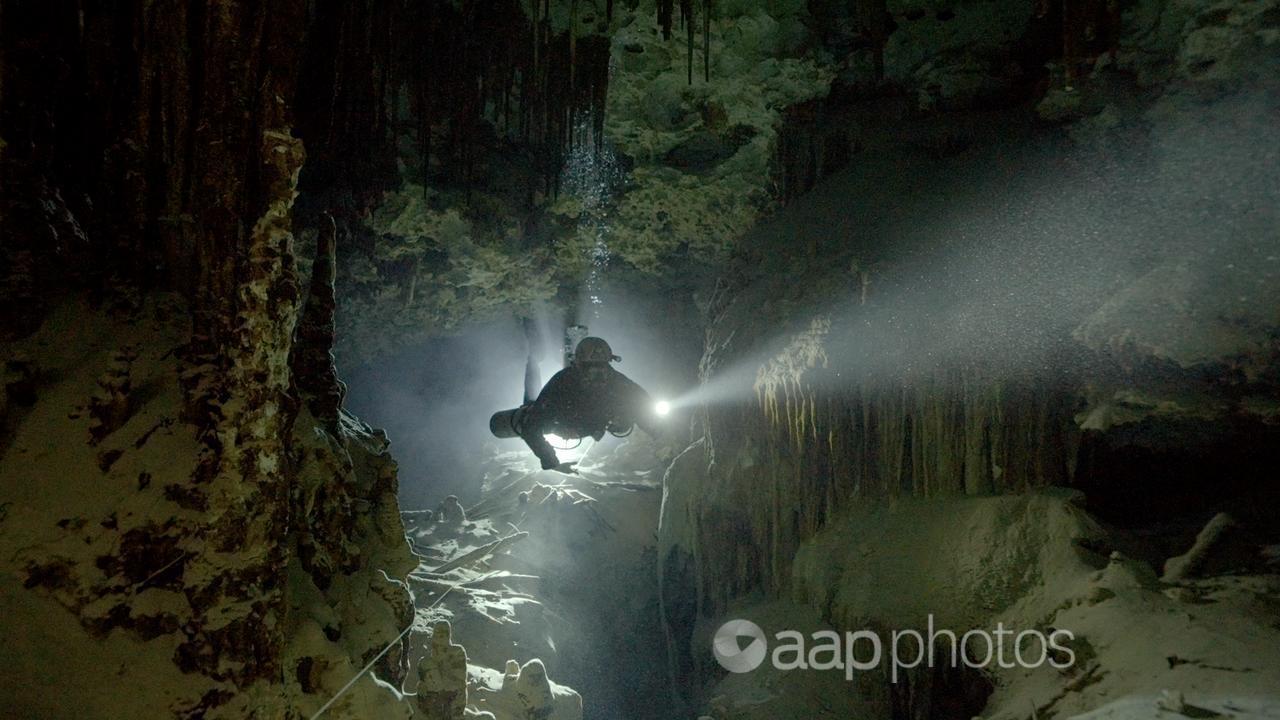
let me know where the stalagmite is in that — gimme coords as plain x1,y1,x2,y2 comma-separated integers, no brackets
472,658,584,720
290,213,344,424
439,494,467,524
1162,512,1238,583
418,620,470,720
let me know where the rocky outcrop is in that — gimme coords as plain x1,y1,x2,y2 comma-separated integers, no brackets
786,494,1280,720
555,0,838,277
329,180,561,362
1,165,428,717
0,296,421,718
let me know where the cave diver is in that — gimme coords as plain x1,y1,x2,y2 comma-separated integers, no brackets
490,335,663,474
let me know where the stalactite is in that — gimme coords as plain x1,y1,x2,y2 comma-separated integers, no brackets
773,98,850,205
1062,0,1079,87
372,0,612,195
703,0,712,82
853,0,887,82
570,0,578,95
677,347,1084,620
1058,0,1122,87
683,0,695,84
658,0,675,40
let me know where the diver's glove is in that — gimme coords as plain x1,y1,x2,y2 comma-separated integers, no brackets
539,455,577,474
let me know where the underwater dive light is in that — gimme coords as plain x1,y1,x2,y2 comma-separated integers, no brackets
654,400,671,417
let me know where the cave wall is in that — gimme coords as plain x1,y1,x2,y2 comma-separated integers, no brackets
659,332,1082,649
0,2,435,712
0,2,414,716
0,1,310,344
2,0,323,691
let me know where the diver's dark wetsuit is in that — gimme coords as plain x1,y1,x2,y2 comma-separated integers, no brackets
519,363,658,470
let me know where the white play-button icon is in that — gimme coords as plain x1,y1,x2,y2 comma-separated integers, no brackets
712,619,768,673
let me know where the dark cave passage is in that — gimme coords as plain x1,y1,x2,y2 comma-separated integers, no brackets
2,0,1278,718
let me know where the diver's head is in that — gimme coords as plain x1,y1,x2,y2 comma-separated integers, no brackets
573,336,620,366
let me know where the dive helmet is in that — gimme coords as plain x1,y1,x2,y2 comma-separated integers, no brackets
573,336,620,365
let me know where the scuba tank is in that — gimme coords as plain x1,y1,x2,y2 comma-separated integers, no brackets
489,405,526,438
522,316,542,404
492,317,577,440
564,324,588,368
491,320,593,441
492,317,543,440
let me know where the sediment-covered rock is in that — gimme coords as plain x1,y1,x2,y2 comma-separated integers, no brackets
0,297,422,718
